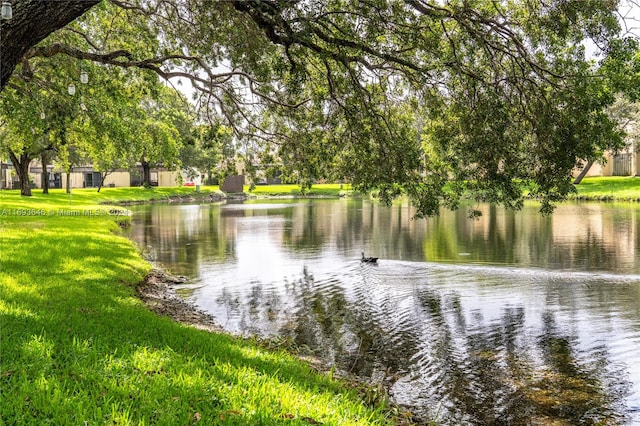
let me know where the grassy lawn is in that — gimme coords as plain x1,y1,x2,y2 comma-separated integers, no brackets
0,189,392,425
243,178,638,202
1,186,224,210
572,176,640,201
246,183,353,197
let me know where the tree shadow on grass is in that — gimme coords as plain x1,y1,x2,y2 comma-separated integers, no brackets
1,222,382,425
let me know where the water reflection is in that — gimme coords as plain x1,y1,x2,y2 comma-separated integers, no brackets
128,200,640,424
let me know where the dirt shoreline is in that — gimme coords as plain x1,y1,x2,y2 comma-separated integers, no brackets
136,268,223,333
111,191,346,206
135,269,420,424
135,268,349,379
113,192,230,206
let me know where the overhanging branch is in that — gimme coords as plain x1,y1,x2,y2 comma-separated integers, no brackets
22,43,309,110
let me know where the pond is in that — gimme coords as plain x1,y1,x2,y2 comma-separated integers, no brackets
128,198,640,425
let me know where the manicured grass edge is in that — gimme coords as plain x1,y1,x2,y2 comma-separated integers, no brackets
569,176,640,202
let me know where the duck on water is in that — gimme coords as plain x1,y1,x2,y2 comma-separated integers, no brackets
361,252,378,264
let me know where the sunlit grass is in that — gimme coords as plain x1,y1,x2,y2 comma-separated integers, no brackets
0,190,391,425
0,185,223,208
1,176,637,207
247,183,353,196
0,184,354,212
572,176,640,201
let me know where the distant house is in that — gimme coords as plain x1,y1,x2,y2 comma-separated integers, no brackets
2,160,198,190
574,150,640,178
0,160,13,189
25,164,129,189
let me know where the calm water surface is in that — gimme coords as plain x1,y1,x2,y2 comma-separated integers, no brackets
129,199,640,425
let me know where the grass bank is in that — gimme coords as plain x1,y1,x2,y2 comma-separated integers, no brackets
244,180,640,204
11,183,353,205
0,189,392,425
246,184,353,197
571,176,640,202
242,178,639,203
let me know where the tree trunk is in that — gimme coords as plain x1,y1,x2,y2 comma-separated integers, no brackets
8,149,33,196
66,169,72,194
41,152,50,194
573,160,594,185
97,170,112,192
1,1,100,91
141,160,152,188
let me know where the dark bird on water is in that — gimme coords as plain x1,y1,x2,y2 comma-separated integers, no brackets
361,252,378,264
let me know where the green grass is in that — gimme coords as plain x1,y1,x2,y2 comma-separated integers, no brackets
246,183,353,197
0,183,352,207
1,186,224,206
572,176,640,201
0,189,392,425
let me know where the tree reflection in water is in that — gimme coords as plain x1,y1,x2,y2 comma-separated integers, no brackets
205,266,632,425
128,200,640,424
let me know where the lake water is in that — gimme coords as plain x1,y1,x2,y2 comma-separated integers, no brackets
128,199,640,425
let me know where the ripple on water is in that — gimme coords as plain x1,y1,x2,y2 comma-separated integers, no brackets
130,200,640,424
188,255,640,423
332,260,640,424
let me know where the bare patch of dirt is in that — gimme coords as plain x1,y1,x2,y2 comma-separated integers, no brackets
136,268,223,333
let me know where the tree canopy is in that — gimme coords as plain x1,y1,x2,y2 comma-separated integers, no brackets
1,22,188,195
2,0,639,214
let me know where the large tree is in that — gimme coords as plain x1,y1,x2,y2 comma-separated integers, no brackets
0,1,99,90
0,25,188,196
0,51,88,196
2,0,638,214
